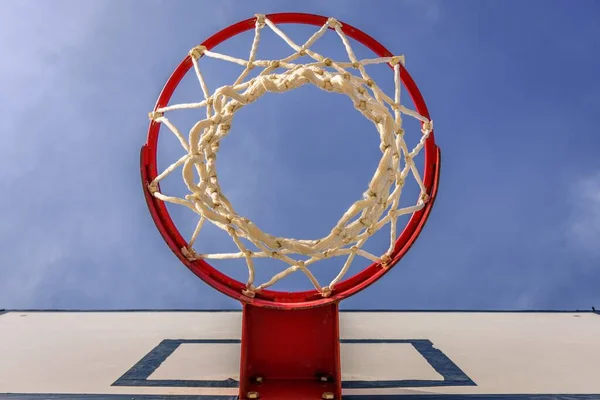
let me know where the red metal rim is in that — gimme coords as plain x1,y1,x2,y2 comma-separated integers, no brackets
141,12,441,309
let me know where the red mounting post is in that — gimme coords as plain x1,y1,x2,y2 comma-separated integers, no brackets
239,303,342,400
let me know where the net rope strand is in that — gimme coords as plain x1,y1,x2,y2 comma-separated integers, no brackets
148,15,433,298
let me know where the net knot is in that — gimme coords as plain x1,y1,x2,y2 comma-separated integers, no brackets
189,45,206,59
242,286,256,298
327,18,341,28
148,181,159,193
380,253,392,268
148,111,163,121
255,14,266,28
390,55,405,66
181,247,200,261
422,120,433,132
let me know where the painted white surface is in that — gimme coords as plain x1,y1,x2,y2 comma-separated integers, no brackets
1,311,599,396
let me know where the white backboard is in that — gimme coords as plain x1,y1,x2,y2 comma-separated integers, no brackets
1,310,599,399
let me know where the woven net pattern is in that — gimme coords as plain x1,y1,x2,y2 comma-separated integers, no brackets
148,15,433,298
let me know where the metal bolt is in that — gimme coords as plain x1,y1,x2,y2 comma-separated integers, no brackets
247,391,260,399
322,392,335,400
251,376,263,384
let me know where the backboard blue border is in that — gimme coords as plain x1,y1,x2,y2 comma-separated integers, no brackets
112,338,475,389
2,394,600,399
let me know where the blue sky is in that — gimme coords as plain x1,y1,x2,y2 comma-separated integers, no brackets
1,0,599,310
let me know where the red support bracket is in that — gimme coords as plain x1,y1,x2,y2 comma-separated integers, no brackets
239,302,342,400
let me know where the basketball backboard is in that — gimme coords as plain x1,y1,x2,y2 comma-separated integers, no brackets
1,310,599,399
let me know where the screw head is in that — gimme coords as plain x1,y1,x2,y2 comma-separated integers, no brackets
247,391,260,399
316,373,333,382
322,392,335,400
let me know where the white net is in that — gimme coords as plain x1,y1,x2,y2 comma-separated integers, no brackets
148,15,433,298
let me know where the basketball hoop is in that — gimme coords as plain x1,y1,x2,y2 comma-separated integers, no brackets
141,12,440,399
